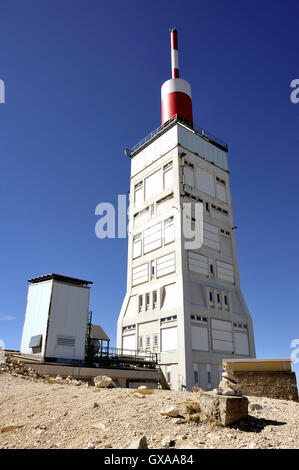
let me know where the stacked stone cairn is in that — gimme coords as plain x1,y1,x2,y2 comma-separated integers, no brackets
213,364,243,396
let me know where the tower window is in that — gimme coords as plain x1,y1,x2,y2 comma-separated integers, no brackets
209,291,214,303
160,315,177,324
207,364,212,387
192,315,208,324
145,335,151,348
210,264,214,274
138,295,143,312
206,202,210,212
207,372,211,386
233,323,248,330
146,293,150,310
153,290,158,309
221,229,230,237
122,324,136,332
151,261,156,279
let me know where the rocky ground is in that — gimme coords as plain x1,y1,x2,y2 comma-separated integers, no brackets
0,370,298,449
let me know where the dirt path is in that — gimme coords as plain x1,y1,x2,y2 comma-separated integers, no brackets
0,372,298,449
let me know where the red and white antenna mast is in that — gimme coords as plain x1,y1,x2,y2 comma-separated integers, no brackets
171,28,179,79
161,28,193,126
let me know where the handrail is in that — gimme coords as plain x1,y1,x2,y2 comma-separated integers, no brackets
92,346,160,364
127,114,228,156
192,121,228,151
129,115,178,154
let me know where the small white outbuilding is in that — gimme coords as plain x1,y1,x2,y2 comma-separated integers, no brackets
20,274,92,363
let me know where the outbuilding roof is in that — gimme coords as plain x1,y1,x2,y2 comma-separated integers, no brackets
90,324,110,341
28,273,93,286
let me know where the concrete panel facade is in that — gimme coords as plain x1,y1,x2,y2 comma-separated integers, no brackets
117,122,255,391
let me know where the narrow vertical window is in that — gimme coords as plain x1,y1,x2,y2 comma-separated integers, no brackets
206,364,212,388
151,261,156,279
153,290,158,309
138,295,143,312
146,293,150,310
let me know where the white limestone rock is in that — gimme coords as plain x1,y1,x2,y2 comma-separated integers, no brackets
128,435,148,449
160,405,180,418
94,375,116,388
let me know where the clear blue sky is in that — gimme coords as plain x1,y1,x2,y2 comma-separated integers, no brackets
0,0,298,379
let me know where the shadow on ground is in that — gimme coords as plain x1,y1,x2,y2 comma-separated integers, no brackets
229,415,287,433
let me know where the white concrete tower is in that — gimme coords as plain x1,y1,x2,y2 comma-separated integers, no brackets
117,29,255,391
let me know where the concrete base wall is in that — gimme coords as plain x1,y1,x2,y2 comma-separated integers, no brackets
234,371,298,402
21,360,160,389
